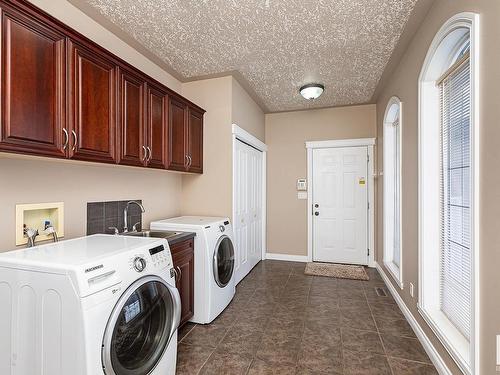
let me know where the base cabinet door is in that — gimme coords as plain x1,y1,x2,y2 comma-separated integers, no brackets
0,7,66,157
68,40,116,163
171,238,194,327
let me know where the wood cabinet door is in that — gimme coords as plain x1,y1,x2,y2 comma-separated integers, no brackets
145,83,168,169
0,8,66,157
167,97,187,171
171,239,194,327
187,107,204,173
117,68,145,166
68,40,116,163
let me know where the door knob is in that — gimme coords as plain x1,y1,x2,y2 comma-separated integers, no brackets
314,212,320,216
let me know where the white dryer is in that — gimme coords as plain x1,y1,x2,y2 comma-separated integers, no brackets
0,234,181,375
151,216,236,324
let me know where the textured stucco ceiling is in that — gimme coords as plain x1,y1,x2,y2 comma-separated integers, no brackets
78,0,418,112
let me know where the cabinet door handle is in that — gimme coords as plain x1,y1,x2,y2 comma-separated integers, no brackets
147,146,152,162
142,146,147,162
184,154,189,167
173,267,179,283
176,266,182,283
187,155,192,168
71,130,77,151
62,128,69,150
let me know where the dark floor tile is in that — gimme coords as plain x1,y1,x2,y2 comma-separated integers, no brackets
178,322,196,341
381,334,431,363
338,287,367,300
343,349,392,375
340,310,377,331
247,358,297,375
308,294,340,308
339,297,370,310
301,321,342,349
388,357,439,374
341,327,384,354
199,349,252,375
374,316,416,338
218,323,264,356
182,323,228,348
256,330,301,366
176,343,214,375
309,284,338,297
297,345,343,374
369,302,405,320
337,279,365,289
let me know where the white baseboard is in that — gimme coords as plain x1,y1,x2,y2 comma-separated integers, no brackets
375,262,452,375
265,252,308,263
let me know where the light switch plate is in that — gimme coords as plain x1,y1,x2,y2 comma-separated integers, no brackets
297,191,307,200
297,179,307,191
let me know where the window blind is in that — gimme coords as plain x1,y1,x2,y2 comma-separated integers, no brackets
393,118,401,268
439,57,472,340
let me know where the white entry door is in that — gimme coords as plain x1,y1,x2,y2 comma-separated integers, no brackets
234,139,263,284
312,146,368,265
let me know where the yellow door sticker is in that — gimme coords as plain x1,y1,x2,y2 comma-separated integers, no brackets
359,178,366,185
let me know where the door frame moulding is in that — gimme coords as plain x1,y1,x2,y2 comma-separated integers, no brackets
306,138,376,267
232,124,268,264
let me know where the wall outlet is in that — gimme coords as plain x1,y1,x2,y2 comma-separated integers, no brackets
409,282,415,298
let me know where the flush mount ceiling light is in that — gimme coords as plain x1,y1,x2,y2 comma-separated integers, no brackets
299,83,325,100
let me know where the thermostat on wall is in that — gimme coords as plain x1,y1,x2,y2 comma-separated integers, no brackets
297,179,307,191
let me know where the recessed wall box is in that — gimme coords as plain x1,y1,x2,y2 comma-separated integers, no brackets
16,202,64,245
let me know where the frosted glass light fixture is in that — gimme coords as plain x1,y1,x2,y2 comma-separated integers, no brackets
299,83,324,100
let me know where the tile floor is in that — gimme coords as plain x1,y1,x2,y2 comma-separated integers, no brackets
176,260,438,374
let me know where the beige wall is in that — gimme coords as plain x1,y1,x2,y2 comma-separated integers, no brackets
181,76,265,219
0,155,181,251
265,105,376,256
375,1,500,373
181,77,234,217
231,78,265,142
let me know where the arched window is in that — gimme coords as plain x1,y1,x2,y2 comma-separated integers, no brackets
383,96,402,288
418,13,478,374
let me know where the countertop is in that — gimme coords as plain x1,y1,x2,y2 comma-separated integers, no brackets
167,231,196,246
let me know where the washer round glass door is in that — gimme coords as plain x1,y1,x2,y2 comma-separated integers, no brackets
213,235,235,288
102,275,180,375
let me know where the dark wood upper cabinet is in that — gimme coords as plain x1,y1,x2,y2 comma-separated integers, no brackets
167,97,188,171
0,7,66,157
187,108,204,173
145,83,168,169
67,40,116,163
117,68,145,167
0,0,204,173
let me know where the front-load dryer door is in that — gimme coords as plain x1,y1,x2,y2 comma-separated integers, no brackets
102,275,180,375
213,235,235,288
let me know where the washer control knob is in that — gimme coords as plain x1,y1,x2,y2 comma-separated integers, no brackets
133,257,146,272
219,225,225,232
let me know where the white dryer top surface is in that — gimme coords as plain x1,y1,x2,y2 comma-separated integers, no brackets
0,234,165,269
152,216,228,228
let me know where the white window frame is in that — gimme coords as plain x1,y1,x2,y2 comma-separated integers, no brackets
383,96,403,289
418,13,479,375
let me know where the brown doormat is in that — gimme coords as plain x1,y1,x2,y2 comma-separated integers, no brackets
304,262,369,281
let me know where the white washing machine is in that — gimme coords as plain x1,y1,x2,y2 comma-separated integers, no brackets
0,234,181,375
151,216,236,324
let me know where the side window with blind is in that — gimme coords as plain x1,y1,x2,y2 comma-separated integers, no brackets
383,97,403,286
438,51,471,339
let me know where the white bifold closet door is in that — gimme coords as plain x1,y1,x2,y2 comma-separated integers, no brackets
234,139,263,284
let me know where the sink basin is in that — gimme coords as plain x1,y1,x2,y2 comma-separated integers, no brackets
123,230,181,239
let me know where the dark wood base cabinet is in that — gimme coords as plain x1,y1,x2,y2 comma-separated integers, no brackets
0,0,204,173
170,237,194,327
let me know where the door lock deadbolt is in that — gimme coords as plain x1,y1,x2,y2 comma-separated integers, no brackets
314,212,320,216
314,204,319,208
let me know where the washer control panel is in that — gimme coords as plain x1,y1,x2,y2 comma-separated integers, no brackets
149,244,171,268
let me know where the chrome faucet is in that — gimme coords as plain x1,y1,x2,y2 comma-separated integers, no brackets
123,201,145,233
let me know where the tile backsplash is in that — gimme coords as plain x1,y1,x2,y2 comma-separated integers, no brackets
87,200,143,235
